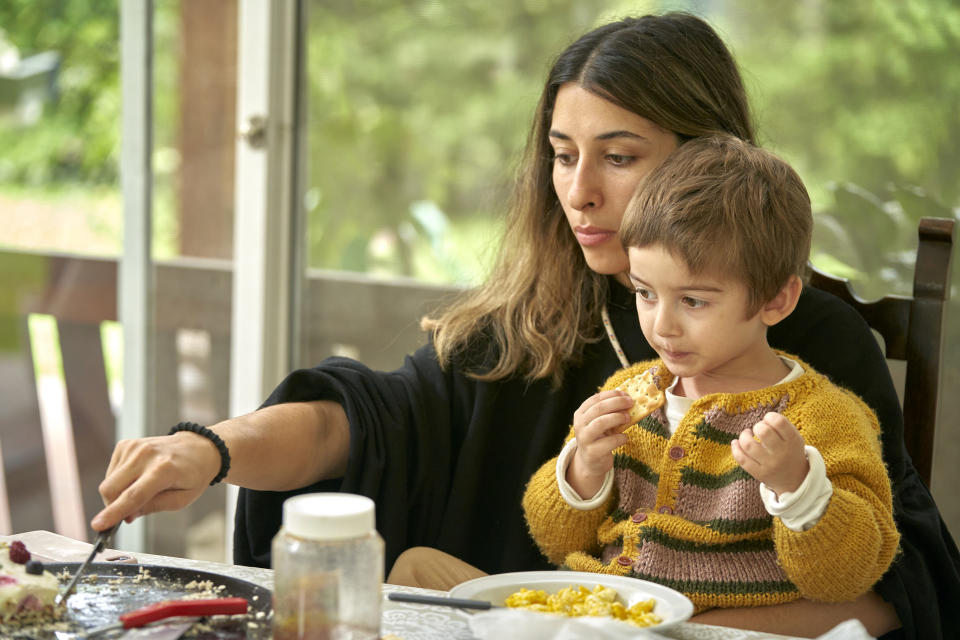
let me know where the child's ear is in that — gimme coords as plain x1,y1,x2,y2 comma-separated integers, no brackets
760,275,803,327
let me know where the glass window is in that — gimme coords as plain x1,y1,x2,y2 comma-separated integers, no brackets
0,0,238,559
0,0,121,540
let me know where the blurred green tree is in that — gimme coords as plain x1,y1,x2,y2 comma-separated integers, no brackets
715,0,958,296
303,0,959,285
725,0,960,208
303,0,624,280
0,0,119,186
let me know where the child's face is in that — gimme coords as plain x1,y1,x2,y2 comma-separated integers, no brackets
627,245,775,382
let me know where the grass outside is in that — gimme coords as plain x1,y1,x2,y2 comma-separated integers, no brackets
0,185,122,256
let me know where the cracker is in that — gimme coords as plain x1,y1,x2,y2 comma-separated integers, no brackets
615,370,665,423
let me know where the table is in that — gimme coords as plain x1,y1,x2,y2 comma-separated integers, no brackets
4,530,816,640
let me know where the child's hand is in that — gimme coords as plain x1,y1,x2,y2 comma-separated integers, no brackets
731,412,809,497
567,390,634,499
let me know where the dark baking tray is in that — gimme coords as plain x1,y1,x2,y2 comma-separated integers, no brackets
1,562,272,639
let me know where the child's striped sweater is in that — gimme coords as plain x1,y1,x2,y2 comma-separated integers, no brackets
522,355,900,612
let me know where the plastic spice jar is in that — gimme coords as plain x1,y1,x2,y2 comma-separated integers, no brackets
272,493,384,640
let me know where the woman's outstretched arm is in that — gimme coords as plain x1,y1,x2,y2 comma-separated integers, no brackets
90,400,349,531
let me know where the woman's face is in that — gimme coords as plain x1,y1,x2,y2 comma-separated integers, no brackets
550,84,678,285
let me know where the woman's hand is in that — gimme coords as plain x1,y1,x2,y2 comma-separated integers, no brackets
91,431,222,531
566,390,634,499
90,400,351,532
731,412,809,496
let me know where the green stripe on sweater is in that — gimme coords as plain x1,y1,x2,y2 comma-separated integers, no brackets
681,465,752,488
694,419,738,444
640,526,774,553
616,512,770,534
638,414,670,439
629,570,796,595
610,507,630,523
697,517,772,535
613,453,660,485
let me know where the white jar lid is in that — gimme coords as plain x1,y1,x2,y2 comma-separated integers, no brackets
282,493,376,541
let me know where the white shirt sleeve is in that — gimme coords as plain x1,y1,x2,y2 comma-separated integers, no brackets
759,445,833,531
555,438,614,510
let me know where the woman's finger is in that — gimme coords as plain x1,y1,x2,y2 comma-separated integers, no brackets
92,472,167,530
94,434,215,529
98,437,171,504
134,487,207,518
100,438,142,492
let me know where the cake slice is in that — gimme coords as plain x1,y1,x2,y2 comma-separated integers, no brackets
0,541,61,623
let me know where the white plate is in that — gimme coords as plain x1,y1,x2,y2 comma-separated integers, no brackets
449,570,694,632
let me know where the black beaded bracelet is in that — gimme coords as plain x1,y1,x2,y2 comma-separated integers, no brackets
168,421,231,486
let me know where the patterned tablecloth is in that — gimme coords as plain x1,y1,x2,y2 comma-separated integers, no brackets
6,530,819,640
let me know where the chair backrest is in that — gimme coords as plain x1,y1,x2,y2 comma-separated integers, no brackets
808,217,955,487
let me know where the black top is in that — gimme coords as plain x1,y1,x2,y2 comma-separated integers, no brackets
234,280,959,639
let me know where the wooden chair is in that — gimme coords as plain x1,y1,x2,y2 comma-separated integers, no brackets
809,217,955,487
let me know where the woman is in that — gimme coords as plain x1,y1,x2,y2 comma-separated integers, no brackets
94,12,958,639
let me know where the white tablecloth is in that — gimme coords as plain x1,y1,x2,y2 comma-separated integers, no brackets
5,531,855,640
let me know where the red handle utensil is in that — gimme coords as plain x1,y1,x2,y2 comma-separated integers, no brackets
119,597,249,628
86,597,249,636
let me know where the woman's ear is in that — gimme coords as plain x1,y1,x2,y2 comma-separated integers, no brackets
760,275,803,327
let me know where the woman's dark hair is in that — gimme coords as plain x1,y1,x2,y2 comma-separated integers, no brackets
545,12,755,144
427,13,757,386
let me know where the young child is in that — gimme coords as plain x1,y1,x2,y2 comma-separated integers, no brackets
521,135,900,612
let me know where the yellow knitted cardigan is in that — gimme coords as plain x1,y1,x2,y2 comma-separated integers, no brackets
522,354,900,612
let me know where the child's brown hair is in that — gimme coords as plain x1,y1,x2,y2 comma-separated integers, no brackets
619,135,811,314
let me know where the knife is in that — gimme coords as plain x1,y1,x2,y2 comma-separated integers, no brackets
54,521,121,606
53,621,192,640
387,591,497,609
119,621,193,640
